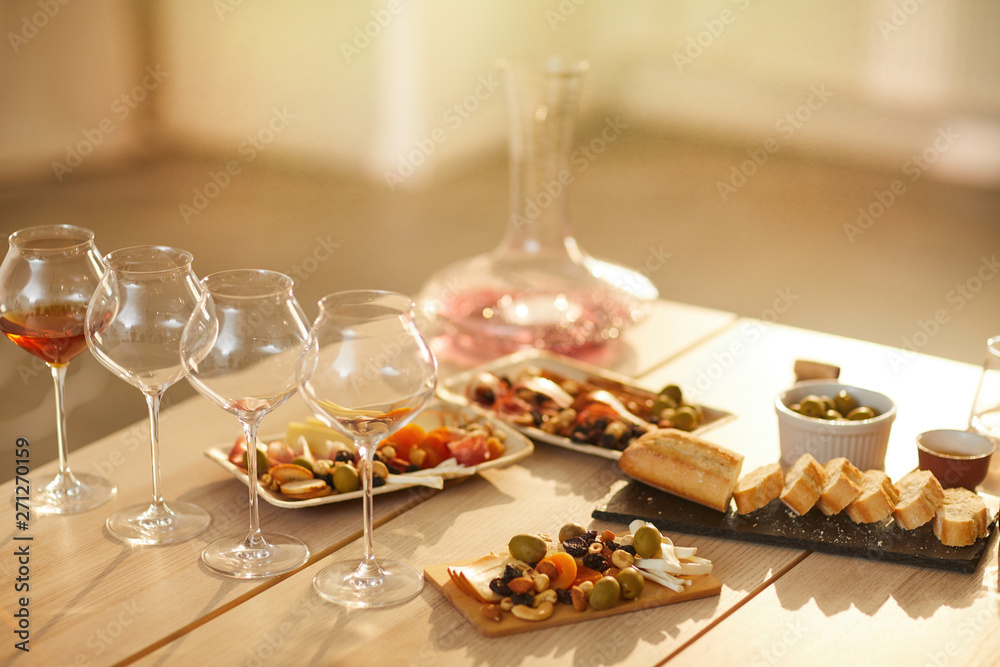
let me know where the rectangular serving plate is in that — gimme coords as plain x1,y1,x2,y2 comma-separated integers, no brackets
438,349,735,461
594,477,999,574
204,400,533,509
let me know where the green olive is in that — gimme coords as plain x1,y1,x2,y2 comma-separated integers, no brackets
672,406,699,431
833,390,858,415
632,524,662,559
797,396,825,418
616,566,645,600
822,409,844,420
243,447,271,477
558,523,587,544
847,406,877,421
508,533,547,564
659,384,683,405
332,464,360,493
589,576,621,610
290,457,314,473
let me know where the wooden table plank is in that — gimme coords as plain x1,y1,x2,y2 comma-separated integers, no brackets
134,445,807,667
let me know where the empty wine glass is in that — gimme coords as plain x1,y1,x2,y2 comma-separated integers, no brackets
298,290,437,608
180,269,310,578
0,225,115,514
86,246,211,544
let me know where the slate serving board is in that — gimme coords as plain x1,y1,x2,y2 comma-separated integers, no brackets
593,478,999,574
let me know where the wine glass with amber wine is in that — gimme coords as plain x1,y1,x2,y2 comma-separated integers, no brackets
86,246,211,544
298,290,437,607
0,225,115,514
180,269,311,578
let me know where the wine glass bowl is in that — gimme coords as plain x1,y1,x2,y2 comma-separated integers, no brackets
0,225,115,514
86,246,211,544
181,269,310,578
298,290,437,608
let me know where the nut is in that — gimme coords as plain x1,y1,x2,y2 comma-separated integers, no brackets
536,560,558,579
259,473,280,492
570,586,587,612
511,601,554,621
600,530,617,543
533,589,558,607
507,577,534,595
480,603,502,622
611,549,635,569
588,542,604,555
617,534,634,546
579,581,594,597
371,460,390,480
379,444,397,461
533,573,550,592
500,597,513,611
408,447,427,468
312,459,333,477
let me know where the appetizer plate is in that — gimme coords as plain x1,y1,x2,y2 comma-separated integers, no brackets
425,555,721,637
204,401,533,509
438,349,735,461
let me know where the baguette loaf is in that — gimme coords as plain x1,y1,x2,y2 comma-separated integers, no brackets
618,428,744,512
933,487,989,547
845,470,898,523
892,470,945,530
780,454,825,515
815,457,862,516
733,463,784,514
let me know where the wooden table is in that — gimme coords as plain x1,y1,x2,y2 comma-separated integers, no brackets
2,300,998,666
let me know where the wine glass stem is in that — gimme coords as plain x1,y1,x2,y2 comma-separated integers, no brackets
144,390,166,509
48,363,78,484
241,417,267,549
355,436,381,579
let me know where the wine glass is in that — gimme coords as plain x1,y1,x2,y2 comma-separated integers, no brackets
0,225,115,514
86,246,211,544
180,269,310,578
298,290,437,608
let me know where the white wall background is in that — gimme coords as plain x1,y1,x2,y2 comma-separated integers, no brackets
2,0,999,185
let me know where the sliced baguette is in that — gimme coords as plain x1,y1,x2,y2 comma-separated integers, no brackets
933,487,989,547
733,463,784,514
618,428,744,512
892,470,945,530
815,457,862,516
845,470,898,523
779,454,825,515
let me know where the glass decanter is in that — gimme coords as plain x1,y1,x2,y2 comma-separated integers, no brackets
416,58,657,362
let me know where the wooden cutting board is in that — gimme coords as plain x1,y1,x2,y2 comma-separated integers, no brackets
424,558,721,637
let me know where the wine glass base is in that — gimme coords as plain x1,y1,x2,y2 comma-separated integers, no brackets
31,472,116,515
313,559,423,608
202,533,309,579
106,502,211,545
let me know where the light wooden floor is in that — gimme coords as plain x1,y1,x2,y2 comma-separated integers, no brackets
2,129,999,480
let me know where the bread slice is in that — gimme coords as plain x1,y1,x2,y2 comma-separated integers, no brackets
892,470,945,530
815,457,863,516
933,487,989,547
845,470,898,523
779,454,825,515
733,463,784,514
618,428,744,512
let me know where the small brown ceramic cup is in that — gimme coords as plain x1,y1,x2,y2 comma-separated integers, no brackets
916,429,996,490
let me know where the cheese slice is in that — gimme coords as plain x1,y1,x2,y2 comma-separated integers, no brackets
447,554,521,604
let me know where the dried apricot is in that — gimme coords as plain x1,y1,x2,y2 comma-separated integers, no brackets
537,552,578,590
